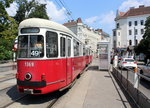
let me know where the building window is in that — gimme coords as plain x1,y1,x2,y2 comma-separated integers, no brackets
114,41,116,48
129,40,132,45
113,31,116,36
116,23,119,28
129,30,132,35
118,32,120,36
141,29,144,34
135,29,138,35
134,21,138,26
118,42,120,46
129,21,132,26
135,39,138,46
141,20,144,25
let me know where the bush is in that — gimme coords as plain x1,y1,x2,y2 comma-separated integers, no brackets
0,38,13,60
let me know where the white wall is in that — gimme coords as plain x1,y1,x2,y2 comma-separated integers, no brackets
114,14,150,48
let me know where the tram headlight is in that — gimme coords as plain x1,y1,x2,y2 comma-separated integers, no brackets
25,73,32,80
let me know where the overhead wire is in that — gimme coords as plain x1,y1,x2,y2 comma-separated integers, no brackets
58,0,74,20
54,0,74,21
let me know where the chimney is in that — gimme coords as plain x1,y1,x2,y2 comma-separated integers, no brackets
130,7,134,9
95,29,102,33
139,5,144,8
77,18,82,23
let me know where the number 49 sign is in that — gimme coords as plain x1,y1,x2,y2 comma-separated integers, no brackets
31,50,41,56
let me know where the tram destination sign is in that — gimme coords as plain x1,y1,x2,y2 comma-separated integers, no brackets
21,28,40,34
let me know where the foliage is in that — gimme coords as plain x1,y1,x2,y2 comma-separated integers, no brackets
0,0,14,33
14,0,49,23
14,0,36,23
0,38,14,60
0,0,50,60
135,16,150,61
28,4,49,19
0,0,17,60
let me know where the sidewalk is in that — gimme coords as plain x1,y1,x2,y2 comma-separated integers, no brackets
0,61,17,67
52,59,131,108
0,61,17,72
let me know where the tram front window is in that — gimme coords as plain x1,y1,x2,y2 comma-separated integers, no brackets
18,35,44,58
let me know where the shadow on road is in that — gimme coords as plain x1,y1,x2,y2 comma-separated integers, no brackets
6,85,68,106
87,66,99,70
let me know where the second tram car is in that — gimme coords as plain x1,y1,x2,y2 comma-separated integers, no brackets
16,18,92,94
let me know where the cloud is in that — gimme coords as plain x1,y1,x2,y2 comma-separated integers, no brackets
6,2,18,16
46,1,67,22
84,11,115,34
6,0,67,22
119,0,150,11
85,16,99,25
99,11,115,25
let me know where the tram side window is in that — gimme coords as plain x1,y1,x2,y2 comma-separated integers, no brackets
46,31,58,58
86,49,89,56
60,37,66,57
73,39,79,57
68,39,71,57
79,43,83,56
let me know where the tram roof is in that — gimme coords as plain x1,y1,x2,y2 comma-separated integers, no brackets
19,18,76,36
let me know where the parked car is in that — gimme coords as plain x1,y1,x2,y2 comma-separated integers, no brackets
118,58,137,69
139,63,150,78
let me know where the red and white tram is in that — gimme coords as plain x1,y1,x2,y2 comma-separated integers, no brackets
16,18,92,94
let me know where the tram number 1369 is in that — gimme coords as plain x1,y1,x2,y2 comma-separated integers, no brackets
31,50,41,57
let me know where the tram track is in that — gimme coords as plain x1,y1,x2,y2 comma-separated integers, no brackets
47,96,60,108
0,85,15,92
2,95,27,108
47,64,91,108
0,63,91,108
0,76,15,83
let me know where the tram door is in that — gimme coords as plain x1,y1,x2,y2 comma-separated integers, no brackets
66,37,72,85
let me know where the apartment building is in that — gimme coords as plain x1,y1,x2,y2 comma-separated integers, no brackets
64,18,110,52
113,5,150,50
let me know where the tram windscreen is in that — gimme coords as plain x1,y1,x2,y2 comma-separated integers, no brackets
18,35,44,58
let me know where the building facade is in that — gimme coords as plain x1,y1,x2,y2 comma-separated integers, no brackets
64,18,110,52
113,5,150,50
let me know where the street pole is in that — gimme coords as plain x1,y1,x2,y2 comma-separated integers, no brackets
134,27,136,46
134,27,136,58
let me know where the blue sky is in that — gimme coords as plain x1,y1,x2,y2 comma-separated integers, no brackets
6,0,150,35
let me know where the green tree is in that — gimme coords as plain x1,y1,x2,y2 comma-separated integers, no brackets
14,0,49,23
14,0,36,23
0,0,14,33
0,0,18,60
135,16,150,63
28,4,49,19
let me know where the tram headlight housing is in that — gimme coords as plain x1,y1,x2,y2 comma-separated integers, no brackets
25,73,32,80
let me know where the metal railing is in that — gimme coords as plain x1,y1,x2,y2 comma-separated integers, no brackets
112,66,150,108
137,72,150,82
